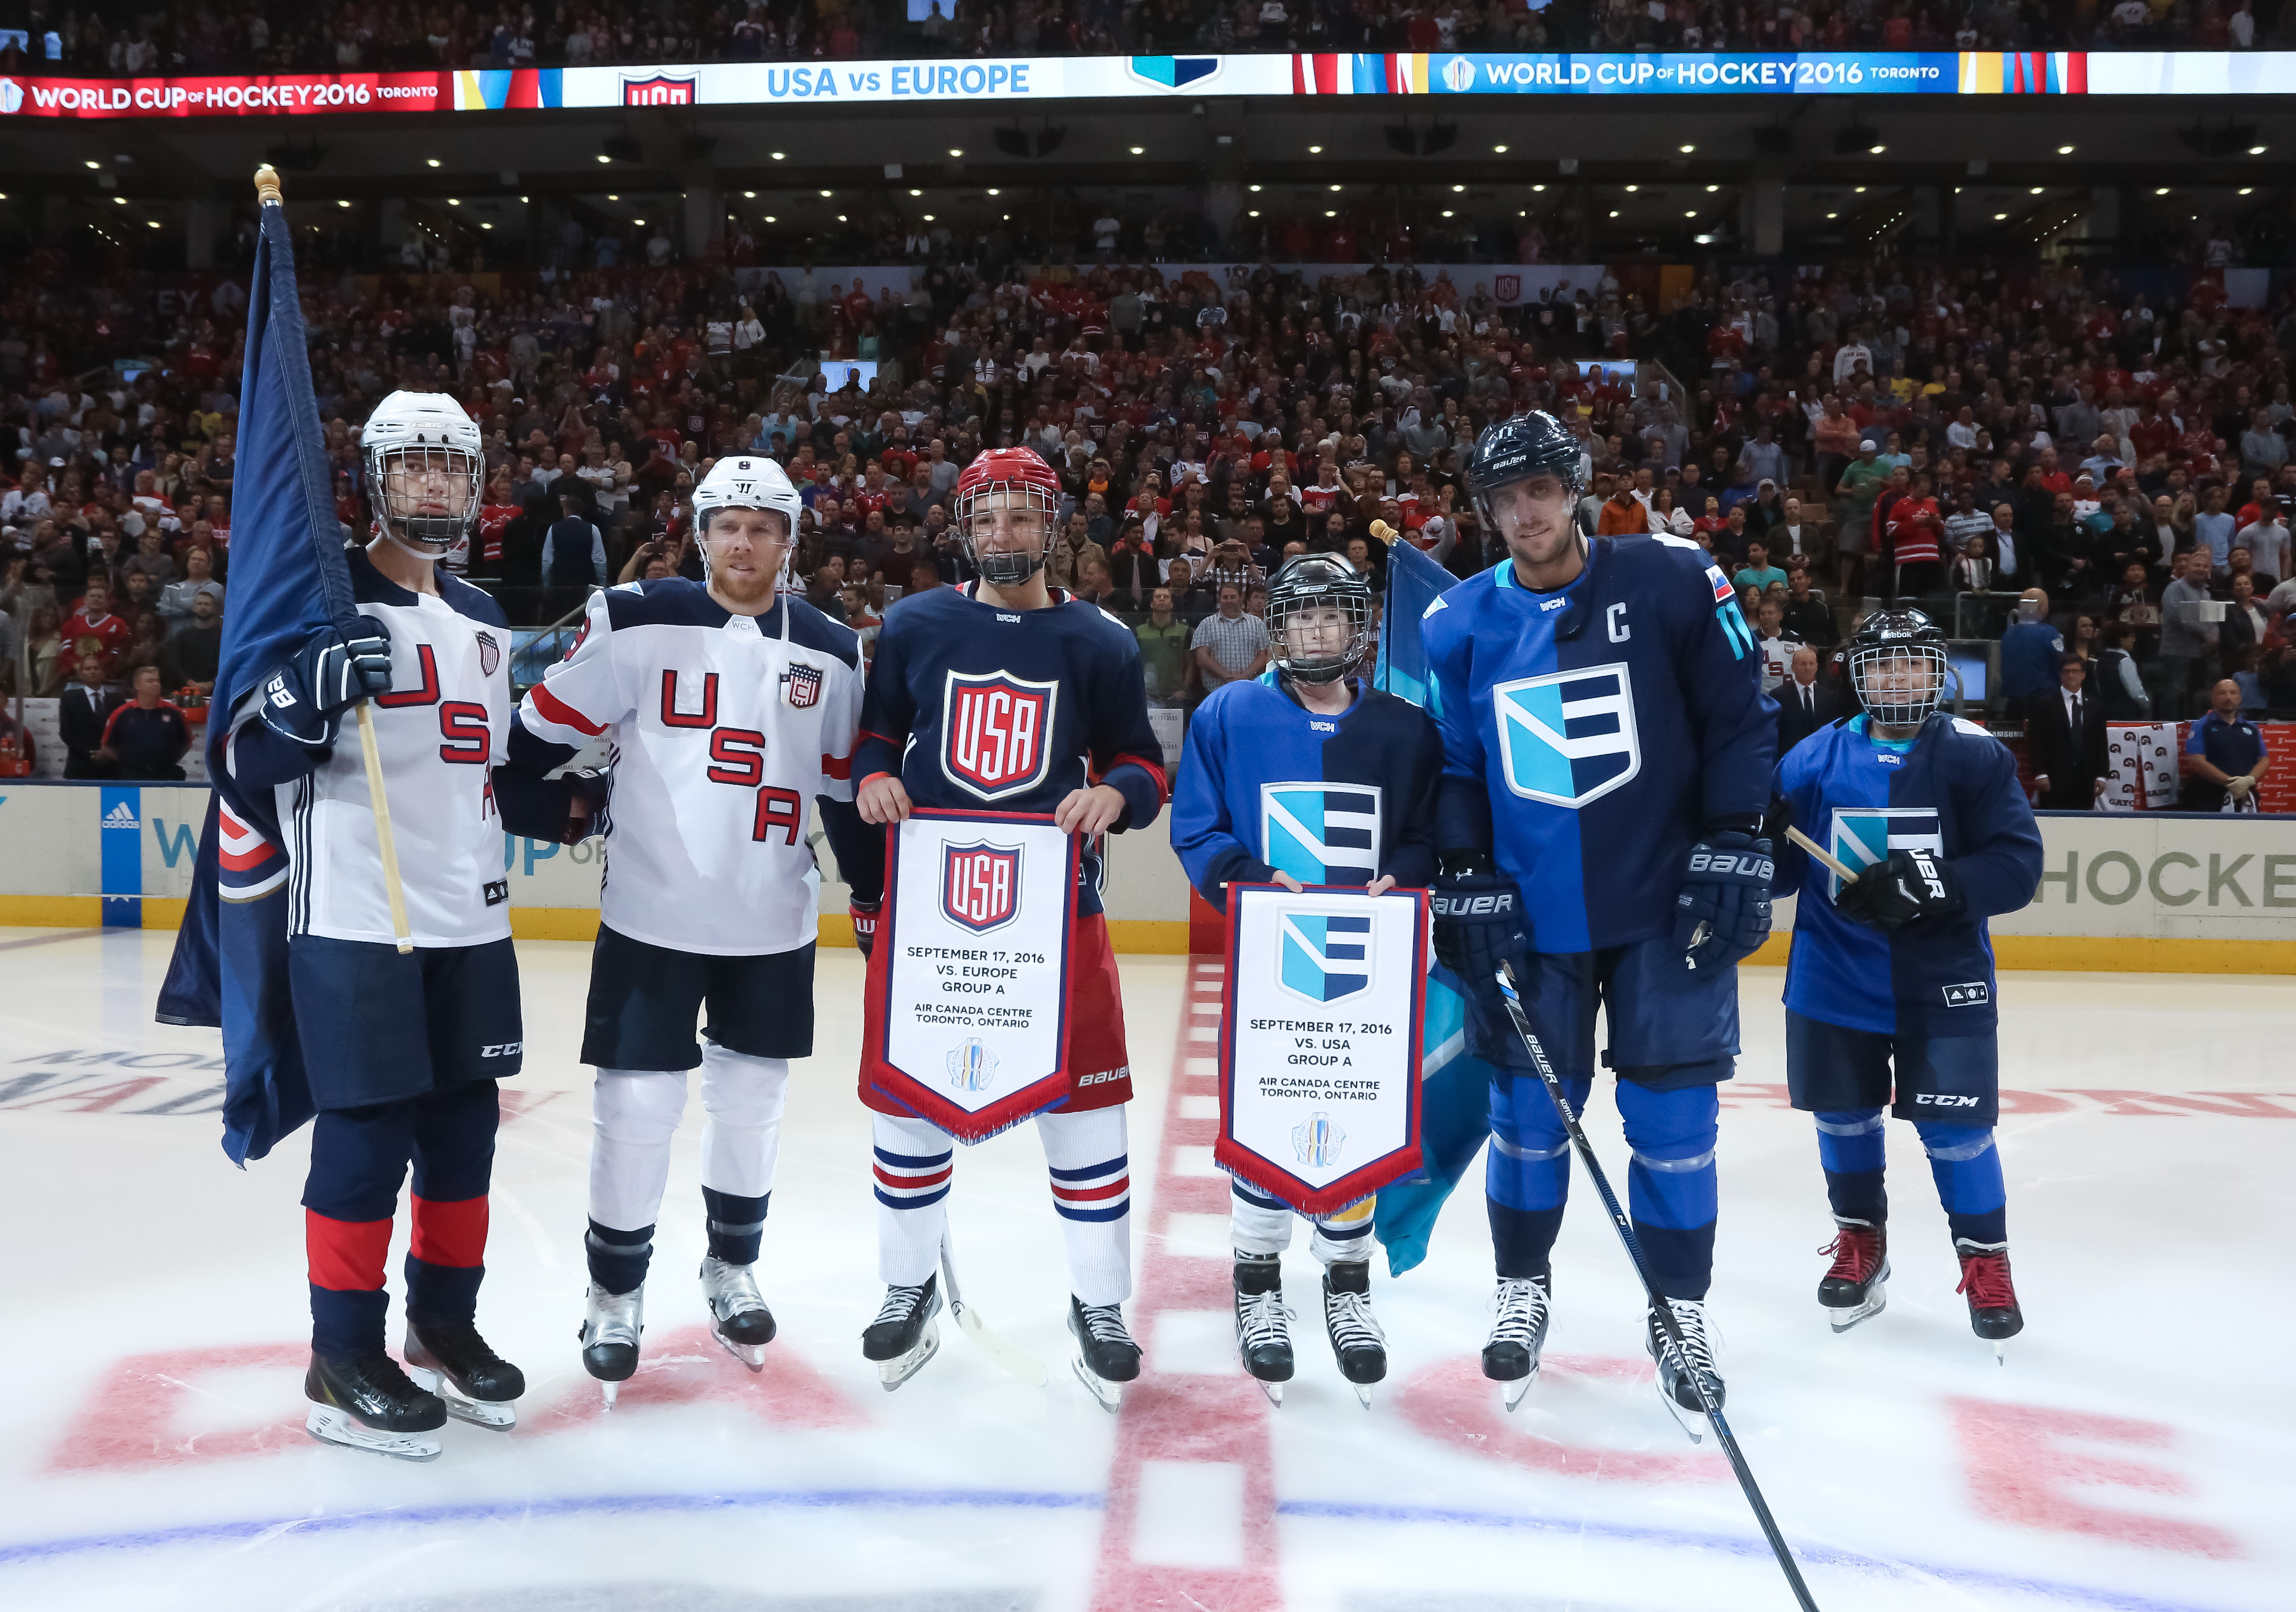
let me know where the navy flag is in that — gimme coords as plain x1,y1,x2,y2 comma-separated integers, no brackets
156,171,364,1166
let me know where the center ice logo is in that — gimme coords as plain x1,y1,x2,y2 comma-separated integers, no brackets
1260,783,1383,885
941,670,1056,800
941,842,1022,934
1492,663,1642,808
1278,911,1373,1004
1828,807,1942,900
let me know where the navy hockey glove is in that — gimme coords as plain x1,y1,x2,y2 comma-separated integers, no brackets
1832,848,1963,932
1674,831,1774,971
1430,858,1531,1002
850,899,881,960
258,616,392,745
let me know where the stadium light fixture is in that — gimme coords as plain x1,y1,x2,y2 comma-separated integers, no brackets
1493,144,1508,153
987,187,1000,195
1609,210,1620,218
1684,210,1696,218
2156,186,2171,195
85,159,100,169
2251,144,2269,155
147,219,160,228
2057,144,2075,154
606,194,618,201
821,190,833,198
1855,186,1867,193
1249,184,1262,192
1325,209,1336,218
923,214,934,221
113,195,126,205
838,214,848,221
596,154,611,164
1679,143,1695,153
2031,186,2044,194
1330,184,1342,192
1308,144,1323,153
633,218,644,225
2241,186,2256,195
338,200,350,208
480,222,493,230
948,148,963,157
765,215,776,223
447,198,460,205
1994,211,2008,220
910,188,923,196
1249,209,1260,217
1442,210,1455,218
1624,184,1638,192
1531,184,1545,192
744,190,756,198
1130,145,1145,155
1706,184,1720,193
1452,184,1465,193
772,151,786,160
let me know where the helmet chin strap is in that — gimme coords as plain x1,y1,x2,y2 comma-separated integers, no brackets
381,528,454,562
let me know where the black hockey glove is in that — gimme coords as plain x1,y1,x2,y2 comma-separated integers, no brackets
1674,830,1775,971
1832,848,1963,932
1430,856,1531,1004
850,899,881,960
258,616,393,746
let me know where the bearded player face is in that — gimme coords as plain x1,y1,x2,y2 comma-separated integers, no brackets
705,506,791,606
1485,472,1576,571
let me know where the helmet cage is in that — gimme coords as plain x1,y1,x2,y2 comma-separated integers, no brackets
1850,640,1950,727
368,441,482,553
955,478,1059,587
1268,572,1373,686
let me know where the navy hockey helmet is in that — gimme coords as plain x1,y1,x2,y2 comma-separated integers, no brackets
1266,554,1374,686
1848,606,1949,727
1465,410,1586,528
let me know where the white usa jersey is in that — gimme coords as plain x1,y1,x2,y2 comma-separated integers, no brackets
228,557,514,948
513,579,863,956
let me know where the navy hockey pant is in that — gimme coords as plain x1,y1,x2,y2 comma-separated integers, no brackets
303,1081,499,1359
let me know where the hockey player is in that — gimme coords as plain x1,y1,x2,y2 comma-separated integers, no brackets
1769,607,2041,1351
1423,410,1778,1418
1171,555,1445,1405
225,390,537,1459
852,446,1167,1409
499,454,882,1402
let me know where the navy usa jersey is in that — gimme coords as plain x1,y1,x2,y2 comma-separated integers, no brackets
854,582,1168,916
1773,713,2044,1036
1422,536,1777,953
1170,673,1445,909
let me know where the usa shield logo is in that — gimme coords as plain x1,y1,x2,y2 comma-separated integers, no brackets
475,630,500,679
942,842,1022,934
1277,911,1373,1004
1493,662,1642,809
783,662,823,709
1260,783,1381,885
1828,807,1942,901
622,71,695,105
1496,274,1521,302
941,670,1056,801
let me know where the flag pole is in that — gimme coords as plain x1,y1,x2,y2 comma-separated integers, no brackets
254,164,413,956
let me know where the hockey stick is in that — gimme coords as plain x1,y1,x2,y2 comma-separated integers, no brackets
1493,962,1823,1612
940,1232,1048,1386
356,702,414,955
1784,825,1860,887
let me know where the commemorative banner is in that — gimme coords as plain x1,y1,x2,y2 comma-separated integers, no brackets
869,808,1078,1142
1216,884,1428,1216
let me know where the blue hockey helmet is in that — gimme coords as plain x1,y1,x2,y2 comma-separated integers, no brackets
1465,410,1587,532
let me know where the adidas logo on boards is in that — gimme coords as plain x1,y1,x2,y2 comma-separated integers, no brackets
102,801,138,828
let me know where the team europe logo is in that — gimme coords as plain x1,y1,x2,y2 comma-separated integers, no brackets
1493,662,1642,808
1260,783,1382,885
941,670,1056,800
1827,807,1943,901
1277,910,1373,1004
942,841,1022,934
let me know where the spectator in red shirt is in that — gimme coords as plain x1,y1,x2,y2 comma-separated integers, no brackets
60,577,134,681
100,664,193,781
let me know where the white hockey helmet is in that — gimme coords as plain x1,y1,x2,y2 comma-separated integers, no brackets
362,389,483,554
692,454,802,583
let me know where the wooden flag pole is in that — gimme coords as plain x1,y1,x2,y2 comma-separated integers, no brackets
1785,824,1860,885
255,164,414,955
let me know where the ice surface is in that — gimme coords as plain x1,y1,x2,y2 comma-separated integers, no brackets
1,927,2289,1612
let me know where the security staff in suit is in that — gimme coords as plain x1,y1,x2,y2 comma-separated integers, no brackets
58,653,120,778
1775,644,1842,756
2027,653,2109,809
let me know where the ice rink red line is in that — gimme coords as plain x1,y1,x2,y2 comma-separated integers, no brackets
1087,958,1282,1612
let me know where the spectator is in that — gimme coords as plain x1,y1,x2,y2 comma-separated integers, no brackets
2000,588,2067,718
1780,564,1836,647
2159,550,2220,717
2182,679,2270,811
159,546,224,634
58,654,119,778
98,664,193,781
160,589,223,694
1733,540,1786,595
2235,503,2291,588
1752,598,1794,693
1190,582,1271,697
59,578,133,682
1134,587,1192,707
2027,654,2109,810
2092,622,2152,719
1775,644,1840,754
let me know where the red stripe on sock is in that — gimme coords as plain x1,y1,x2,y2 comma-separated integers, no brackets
1051,1176,1130,1203
408,1194,489,1267
875,1164,954,1191
305,1210,393,1291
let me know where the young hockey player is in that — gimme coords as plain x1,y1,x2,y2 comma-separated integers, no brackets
1423,410,1778,1418
1769,607,2042,1352
499,454,882,1402
1170,554,1445,1405
851,446,1167,1409
223,391,535,1458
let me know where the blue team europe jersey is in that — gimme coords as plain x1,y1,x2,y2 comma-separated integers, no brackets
1170,673,1446,909
855,582,1167,916
1422,536,1777,954
1774,713,2044,1037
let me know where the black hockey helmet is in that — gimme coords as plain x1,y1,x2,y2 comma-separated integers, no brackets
1466,409,1587,513
1848,606,1949,727
1266,553,1374,686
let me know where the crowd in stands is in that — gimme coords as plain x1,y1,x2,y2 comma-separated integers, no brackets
5,201,2295,791
4,0,2290,77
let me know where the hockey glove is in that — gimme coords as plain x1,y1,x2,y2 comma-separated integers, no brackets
1674,831,1775,971
1832,848,1963,932
258,616,393,746
850,899,881,960
1430,857,1531,1004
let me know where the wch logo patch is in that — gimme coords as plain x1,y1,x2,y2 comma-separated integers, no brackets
942,670,1055,800
1493,662,1640,808
1260,783,1382,885
1828,807,1942,900
1278,911,1373,1004
941,842,1021,934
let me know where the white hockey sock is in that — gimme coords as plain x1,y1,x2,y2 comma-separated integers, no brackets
697,1041,789,1202
872,1112,954,1289
589,1068,690,1235
1229,1179,1297,1260
1040,1107,1131,1307
1308,1195,1377,1267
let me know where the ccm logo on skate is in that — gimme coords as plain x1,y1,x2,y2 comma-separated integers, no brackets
479,1042,523,1058
1941,982,1990,1007
1913,1092,1981,1107
1075,1066,1129,1088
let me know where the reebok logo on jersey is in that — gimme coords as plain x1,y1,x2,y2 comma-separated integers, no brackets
1941,981,1990,1008
1913,1091,1981,1106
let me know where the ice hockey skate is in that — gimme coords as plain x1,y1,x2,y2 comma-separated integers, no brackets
1067,1296,1139,1412
305,1351,448,1462
580,1284,644,1409
1322,1262,1386,1407
1482,1276,1552,1412
402,1320,524,1429
1817,1216,1890,1333
864,1275,943,1391
1955,1238,2024,1359
1647,1297,1725,1439
1233,1253,1294,1405
700,1256,776,1371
